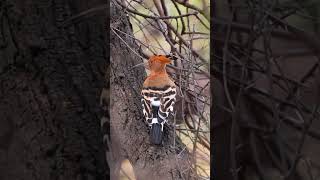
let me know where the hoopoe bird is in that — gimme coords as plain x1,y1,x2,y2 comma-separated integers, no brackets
140,55,177,145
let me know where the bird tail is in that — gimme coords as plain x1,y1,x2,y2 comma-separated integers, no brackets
150,122,163,145
149,105,164,145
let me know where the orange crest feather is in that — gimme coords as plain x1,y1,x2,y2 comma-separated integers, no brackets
149,55,171,64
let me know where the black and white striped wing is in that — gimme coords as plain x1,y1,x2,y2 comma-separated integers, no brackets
141,86,176,125
141,93,153,124
158,86,176,122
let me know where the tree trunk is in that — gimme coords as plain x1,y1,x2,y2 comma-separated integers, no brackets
0,0,107,179
108,1,195,180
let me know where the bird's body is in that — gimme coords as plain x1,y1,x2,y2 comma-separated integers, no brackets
141,55,176,144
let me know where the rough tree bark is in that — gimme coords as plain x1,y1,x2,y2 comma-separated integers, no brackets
0,0,107,179
108,1,196,180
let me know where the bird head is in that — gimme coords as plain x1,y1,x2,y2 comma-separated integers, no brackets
148,55,172,72
131,55,172,72
148,55,172,64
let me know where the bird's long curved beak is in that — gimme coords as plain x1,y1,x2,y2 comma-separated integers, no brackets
130,62,149,70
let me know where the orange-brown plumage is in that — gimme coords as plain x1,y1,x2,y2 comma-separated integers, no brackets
143,55,175,88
